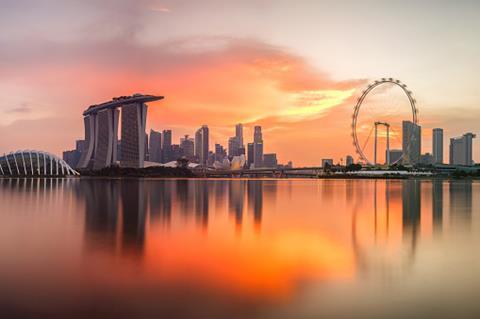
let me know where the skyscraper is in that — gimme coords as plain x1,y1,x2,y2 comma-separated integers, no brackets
235,123,244,148
253,142,263,168
433,128,443,164
402,121,421,165
228,137,240,157
201,125,209,165
162,130,172,163
194,125,209,165
180,135,195,159
120,103,146,168
263,153,278,168
215,143,227,162
247,143,254,168
149,129,162,163
195,128,203,162
345,155,354,166
254,126,262,143
450,133,476,166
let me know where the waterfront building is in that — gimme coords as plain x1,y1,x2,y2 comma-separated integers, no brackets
263,153,278,168
450,133,476,166
386,149,403,164
1,150,78,176
346,155,354,166
247,143,254,168
420,153,434,165
322,159,333,168
180,135,195,160
76,94,163,170
236,123,244,148
215,144,227,162
161,130,172,163
402,121,421,165
253,142,263,168
120,103,146,168
149,130,162,163
433,128,444,164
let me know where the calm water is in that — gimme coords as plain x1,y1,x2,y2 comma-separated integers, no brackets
1,178,480,319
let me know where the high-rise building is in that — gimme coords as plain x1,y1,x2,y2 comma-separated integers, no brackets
180,135,195,159
120,103,146,168
322,159,334,167
420,153,434,165
263,153,278,168
247,143,254,168
450,133,476,166
77,94,163,169
402,121,421,165
235,123,244,148
254,126,262,143
433,128,443,164
194,125,209,165
386,149,403,164
345,155,354,166
171,144,182,161
162,130,172,163
253,142,263,168
228,137,240,157
149,130,162,163
215,144,227,162
195,128,203,162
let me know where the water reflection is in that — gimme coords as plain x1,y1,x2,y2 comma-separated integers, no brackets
1,178,480,318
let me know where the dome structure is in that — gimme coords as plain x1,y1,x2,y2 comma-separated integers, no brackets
0,150,78,176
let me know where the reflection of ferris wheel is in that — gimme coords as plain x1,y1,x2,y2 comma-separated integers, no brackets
352,78,418,166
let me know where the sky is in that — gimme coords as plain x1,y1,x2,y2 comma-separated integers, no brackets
1,0,480,166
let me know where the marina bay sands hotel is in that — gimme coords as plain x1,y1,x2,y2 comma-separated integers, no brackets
77,94,163,170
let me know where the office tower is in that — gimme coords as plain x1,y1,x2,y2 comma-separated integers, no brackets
263,153,278,168
201,125,209,165
120,103,146,168
149,130,162,163
402,121,421,165
235,123,244,148
180,135,195,159
144,133,149,161
171,144,182,160
195,128,203,162
253,142,263,168
433,128,444,164
162,130,172,163
247,143,254,168
215,144,227,162
254,126,262,143
228,137,240,157
386,149,403,164
346,155,354,166
322,159,333,167
194,125,209,165
449,133,476,166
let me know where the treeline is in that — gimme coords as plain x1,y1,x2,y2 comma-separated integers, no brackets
79,165,195,178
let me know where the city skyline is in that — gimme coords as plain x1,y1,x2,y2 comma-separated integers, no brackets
2,1,480,166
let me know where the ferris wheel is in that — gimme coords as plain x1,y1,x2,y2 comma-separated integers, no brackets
351,78,418,166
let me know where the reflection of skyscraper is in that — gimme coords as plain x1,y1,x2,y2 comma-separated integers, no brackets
121,180,147,253
402,180,421,235
195,180,209,228
248,180,263,229
229,181,245,227
149,180,172,224
449,181,472,228
432,179,443,234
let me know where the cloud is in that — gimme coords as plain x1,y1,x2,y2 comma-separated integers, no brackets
0,35,365,164
6,103,31,114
